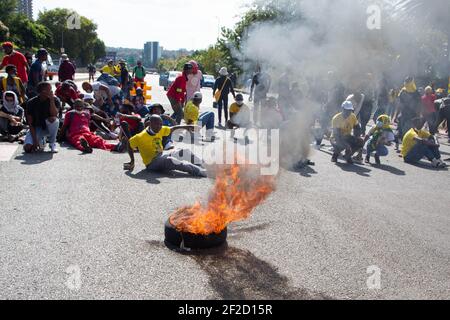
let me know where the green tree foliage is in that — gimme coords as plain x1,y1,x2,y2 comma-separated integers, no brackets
0,0,17,24
37,8,105,65
8,14,52,49
0,20,10,42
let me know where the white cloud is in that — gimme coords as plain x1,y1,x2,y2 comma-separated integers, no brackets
34,0,249,50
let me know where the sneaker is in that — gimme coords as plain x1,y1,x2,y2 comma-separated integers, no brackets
331,154,338,163
80,138,93,154
437,159,447,168
49,143,59,153
197,168,208,178
431,158,440,168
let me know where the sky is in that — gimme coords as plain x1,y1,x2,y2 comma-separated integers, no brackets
33,0,250,50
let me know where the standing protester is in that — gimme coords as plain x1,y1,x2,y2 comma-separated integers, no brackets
421,86,437,134
184,91,216,142
186,60,203,101
0,91,25,142
58,54,76,82
330,101,364,164
167,63,193,125
118,60,131,100
249,65,271,125
24,82,61,154
402,117,446,168
27,49,48,99
0,65,26,105
435,96,450,143
395,77,421,141
0,42,29,85
122,115,207,177
132,61,146,85
87,63,96,83
213,67,235,127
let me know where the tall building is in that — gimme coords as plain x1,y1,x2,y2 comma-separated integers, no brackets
143,42,162,68
17,0,33,20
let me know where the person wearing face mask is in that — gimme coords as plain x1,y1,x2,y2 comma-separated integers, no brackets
227,94,251,143
60,99,119,154
122,115,207,177
0,91,25,142
364,115,395,165
186,60,203,101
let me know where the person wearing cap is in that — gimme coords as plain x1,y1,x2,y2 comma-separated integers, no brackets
167,63,193,124
55,81,79,108
147,104,176,127
122,115,207,177
228,94,251,143
0,64,26,105
27,48,48,98
402,117,446,168
0,42,29,84
213,67,236,126
184,91,216,142
364,115,395,165
60,99,119,154
132,61,146,85
58,54,76,82
330,101,364,164
186,60,203,101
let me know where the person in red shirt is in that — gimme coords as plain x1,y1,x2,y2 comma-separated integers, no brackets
60,99,118,153
55,81,80,108
421,86,437,134
166,63,193,124
58,54,76,82
0,42,29,84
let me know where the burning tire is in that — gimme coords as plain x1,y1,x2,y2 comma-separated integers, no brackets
164,220,227,250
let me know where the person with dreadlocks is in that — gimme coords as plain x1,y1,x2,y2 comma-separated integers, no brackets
364,115,395,165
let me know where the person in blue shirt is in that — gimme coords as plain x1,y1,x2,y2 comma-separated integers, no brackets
27,48,48,98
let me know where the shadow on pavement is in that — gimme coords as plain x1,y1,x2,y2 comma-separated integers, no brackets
15,152,53,165
153,239,331,300
125,169,202,184
335,162,371,177
371,164,406,176
408,162,448,172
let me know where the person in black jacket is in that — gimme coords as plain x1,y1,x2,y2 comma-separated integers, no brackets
213,67,235,126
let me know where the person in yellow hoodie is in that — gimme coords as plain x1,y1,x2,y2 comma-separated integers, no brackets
402,117,446,168
184,92,216,142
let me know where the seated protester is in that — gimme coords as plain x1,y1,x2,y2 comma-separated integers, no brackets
147,103,176,150
123,114,207,177
402,117,446,168
82,81,115,108
24,82,61,153
0,91,25,142
184,91,216,142
60,99,118,154
131,88,150,118
227,93,251,142
1,65,26,105
55,81,79,108
118,103,144,137
107,96,122,119
83,93,118,140
364,115,395,165
331,101,365,164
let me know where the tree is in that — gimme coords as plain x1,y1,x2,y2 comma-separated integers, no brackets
37,8,104,65
0,0,17,24
8,14,52,49
0,20,9,42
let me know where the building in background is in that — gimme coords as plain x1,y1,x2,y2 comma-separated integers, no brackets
17,0,33,20
143,42,162,68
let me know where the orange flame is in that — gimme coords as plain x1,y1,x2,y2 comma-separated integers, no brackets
170,164,276,235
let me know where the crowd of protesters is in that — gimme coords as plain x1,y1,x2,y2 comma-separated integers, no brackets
1,41,449,176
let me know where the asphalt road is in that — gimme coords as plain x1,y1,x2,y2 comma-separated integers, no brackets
0,74,449,300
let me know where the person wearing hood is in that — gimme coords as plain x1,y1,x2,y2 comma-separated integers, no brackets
167,63,193,124
186,60,203,101
213,67,236,126
58,54,76,82
364,115,395,165
60,99,119,154
0,91,24,141
0,64,26,105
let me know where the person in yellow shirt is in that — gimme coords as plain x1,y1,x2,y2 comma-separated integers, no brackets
402,117,446,168
101,60,119,77
184,92,215,142
123,115,207,177
227,94,251,143
331,101,364,164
